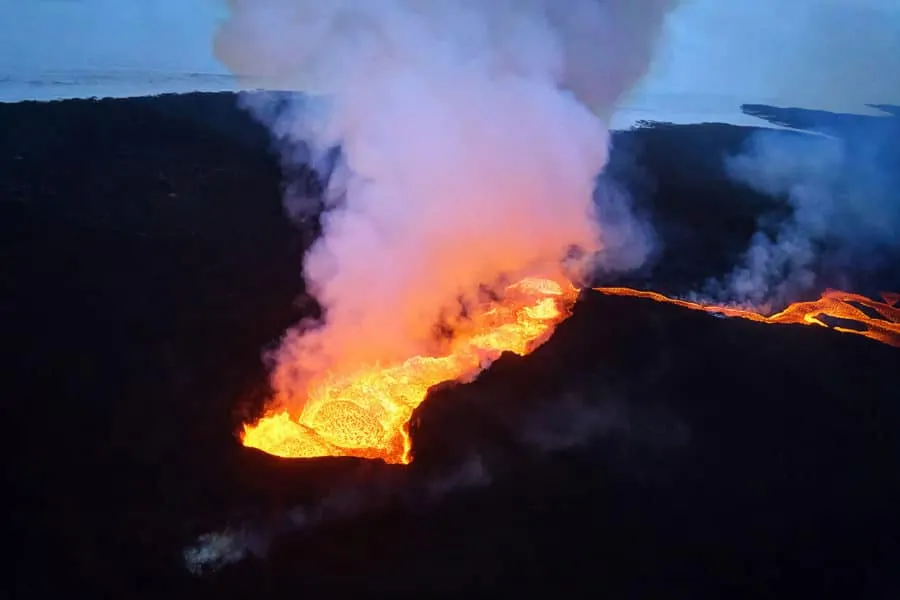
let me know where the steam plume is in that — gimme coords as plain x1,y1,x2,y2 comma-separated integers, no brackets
697,115,900,309
215,0,677,409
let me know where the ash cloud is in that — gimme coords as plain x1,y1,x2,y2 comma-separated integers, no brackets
214,0,678,409
696,110,900,309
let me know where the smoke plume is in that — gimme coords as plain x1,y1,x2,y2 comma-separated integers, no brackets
214,0,677,409
697,114,900,310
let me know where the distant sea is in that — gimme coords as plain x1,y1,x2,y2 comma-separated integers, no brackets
0,68,780,130
0,69,239,103
1,68,895,132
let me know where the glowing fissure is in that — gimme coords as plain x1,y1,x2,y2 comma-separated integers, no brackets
593,287,900,348
243,281,899,464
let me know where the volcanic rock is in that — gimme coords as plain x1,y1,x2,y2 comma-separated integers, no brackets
2,93,899,599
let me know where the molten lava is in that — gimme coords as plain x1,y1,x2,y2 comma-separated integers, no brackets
593,287,900,348
242,277,579,464
242,280,898,465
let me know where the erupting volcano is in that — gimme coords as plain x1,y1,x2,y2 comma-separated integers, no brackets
215,0,898,469
218,0,681,466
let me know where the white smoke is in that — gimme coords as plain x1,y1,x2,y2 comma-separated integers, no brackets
697,123,900,309
215,0,678,411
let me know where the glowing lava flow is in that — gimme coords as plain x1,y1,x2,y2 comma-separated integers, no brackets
242,280,899,465
593,287,900,348
242,277,579,464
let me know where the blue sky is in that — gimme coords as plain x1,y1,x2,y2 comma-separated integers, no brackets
1,0,897,125
0,0,225,74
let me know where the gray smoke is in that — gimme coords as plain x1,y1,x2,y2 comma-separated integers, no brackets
214,0,678,410
697,118,900,310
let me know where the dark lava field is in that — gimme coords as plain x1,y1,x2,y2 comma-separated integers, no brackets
2,93,898,598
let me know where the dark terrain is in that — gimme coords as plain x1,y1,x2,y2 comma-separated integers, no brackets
2,93,899,598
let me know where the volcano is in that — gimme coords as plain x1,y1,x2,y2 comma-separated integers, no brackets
3,93,899,599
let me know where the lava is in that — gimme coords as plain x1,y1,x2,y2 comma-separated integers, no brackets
242,277,579,464
243,280,899,465
593,287,900,348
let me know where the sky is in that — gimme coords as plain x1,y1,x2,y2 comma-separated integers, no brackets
0,0,898,125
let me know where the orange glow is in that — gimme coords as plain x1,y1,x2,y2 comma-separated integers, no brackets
592,287,900,348
242,280,898,465
242,277,579,464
